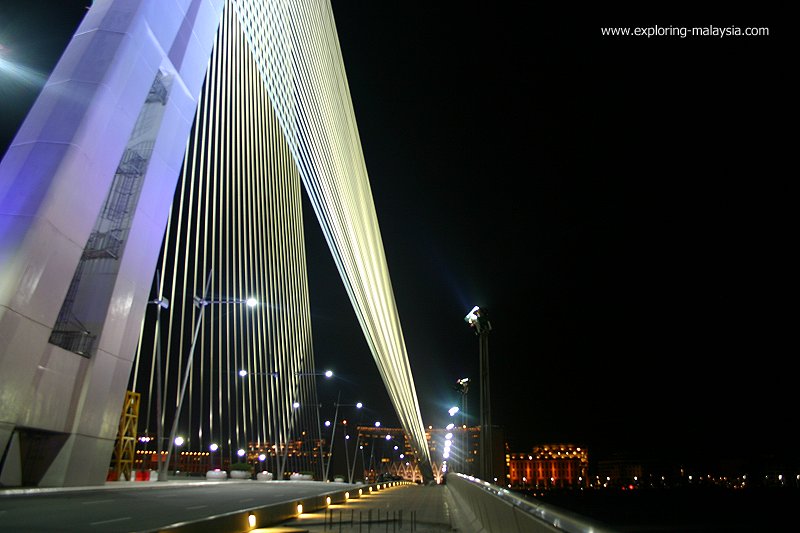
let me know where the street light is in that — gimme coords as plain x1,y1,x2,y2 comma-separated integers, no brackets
464,305,493,483
158,269,257,482
258,453,266,471
294,369,335,479
454,377,469,474
278,401,301,477
342,403,365,484
238,369,279,378
295,370,334,378
323,394,363,481
146,270,169,477
172,436,184,474
209,443,219,470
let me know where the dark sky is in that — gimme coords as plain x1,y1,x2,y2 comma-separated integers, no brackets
319,3,793,461
2,2,792,462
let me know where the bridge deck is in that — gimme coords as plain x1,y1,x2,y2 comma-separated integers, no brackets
0,478,466,532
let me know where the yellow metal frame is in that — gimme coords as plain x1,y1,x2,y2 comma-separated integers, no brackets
110,390,140,481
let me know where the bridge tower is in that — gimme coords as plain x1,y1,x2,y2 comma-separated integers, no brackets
0,0,224,487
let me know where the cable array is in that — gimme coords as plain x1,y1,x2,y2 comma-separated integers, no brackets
132,0,432,481
231,0,433,478
132,2,320,476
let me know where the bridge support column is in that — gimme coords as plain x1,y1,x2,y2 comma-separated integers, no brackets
0,0,224,487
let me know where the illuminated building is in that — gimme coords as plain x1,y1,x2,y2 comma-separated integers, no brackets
506,444,588,489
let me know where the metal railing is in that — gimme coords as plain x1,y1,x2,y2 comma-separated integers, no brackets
446,473,617,533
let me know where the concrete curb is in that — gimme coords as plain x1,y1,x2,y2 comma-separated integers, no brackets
140,481,411,532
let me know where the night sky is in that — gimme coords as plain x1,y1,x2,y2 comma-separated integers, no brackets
1,2,791,463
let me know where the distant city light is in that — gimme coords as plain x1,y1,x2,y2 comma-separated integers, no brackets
174,436,184,446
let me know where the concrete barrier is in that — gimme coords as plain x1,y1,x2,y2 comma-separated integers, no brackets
149,481,410,532
446,474,615,533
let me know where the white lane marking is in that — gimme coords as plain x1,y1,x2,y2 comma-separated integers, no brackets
90,516,131,526
82,499,114,505
186,505,207,510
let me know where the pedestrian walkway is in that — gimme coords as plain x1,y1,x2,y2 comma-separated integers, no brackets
259,483,467,533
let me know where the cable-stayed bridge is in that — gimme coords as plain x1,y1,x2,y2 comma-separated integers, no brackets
0,0,433,488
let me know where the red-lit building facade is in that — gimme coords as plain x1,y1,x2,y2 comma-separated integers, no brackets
506,444,588,489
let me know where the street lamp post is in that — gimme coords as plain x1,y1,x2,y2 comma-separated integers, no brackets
366,421,381,482
295,370,333,479
357,442,366,484
146,270,169,477
158,269,257,482
171,436,184,474
464,305,493,483
323,396,363,481
344,402,365,483
322,391,340,482
454,377,469,474
278,401,301,478
209,443,219,470
237,369,278,476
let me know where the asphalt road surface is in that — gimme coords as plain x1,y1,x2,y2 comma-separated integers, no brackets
0,479,352,532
